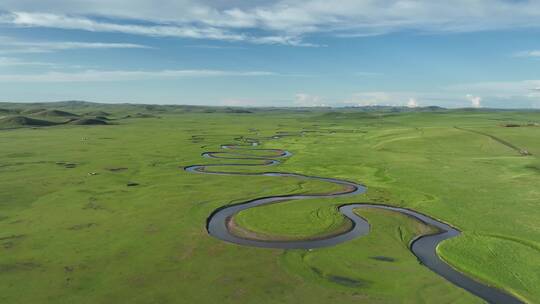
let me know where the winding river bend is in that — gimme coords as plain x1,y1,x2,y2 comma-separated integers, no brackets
184,133,523,304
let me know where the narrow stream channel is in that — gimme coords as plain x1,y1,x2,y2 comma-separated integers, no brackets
184,133,523,304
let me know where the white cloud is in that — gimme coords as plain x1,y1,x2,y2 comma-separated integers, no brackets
294,93,326,106
466,94,482,108
407,98,419,108
292,81,540,108
301,89,539,109
343,91,394,106
0,69,279,82
448,80,540,96
218,98,259,106
294,92,422,108
184,44,246,49
288,80,540,108
2,1,540,45
0,36,151,53
250,35,322,47
0,56,55,66
2,12,246,41
338,81,540,108
514,50,540,58
0,12,324,46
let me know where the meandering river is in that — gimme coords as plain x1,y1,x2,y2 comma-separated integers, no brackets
184,133,522,304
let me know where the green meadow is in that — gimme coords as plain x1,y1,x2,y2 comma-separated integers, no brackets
0,102,539,303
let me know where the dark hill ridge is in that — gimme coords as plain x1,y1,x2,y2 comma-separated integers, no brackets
84,111,110,117
0,108,20,115
12,100,535,115
123,113,159,119
68,118,108,125
34,109,79,117
21,108,47,115
341,105,447,112
0,115,108,129
0,116,59,127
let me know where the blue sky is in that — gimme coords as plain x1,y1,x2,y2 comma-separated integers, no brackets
1,0,540,108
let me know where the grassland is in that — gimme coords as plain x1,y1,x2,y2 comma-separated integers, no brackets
0,102,539,303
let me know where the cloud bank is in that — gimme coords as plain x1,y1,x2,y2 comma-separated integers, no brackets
0,36,151,53
514,50,540,58
466,94,482,108
2,1,540,45
0,69,279,82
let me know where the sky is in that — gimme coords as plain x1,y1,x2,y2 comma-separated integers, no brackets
1,0,540,108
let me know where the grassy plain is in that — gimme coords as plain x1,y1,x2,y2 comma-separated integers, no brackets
0,103,539,303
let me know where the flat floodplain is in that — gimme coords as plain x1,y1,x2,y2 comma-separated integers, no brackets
0,106,539,303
